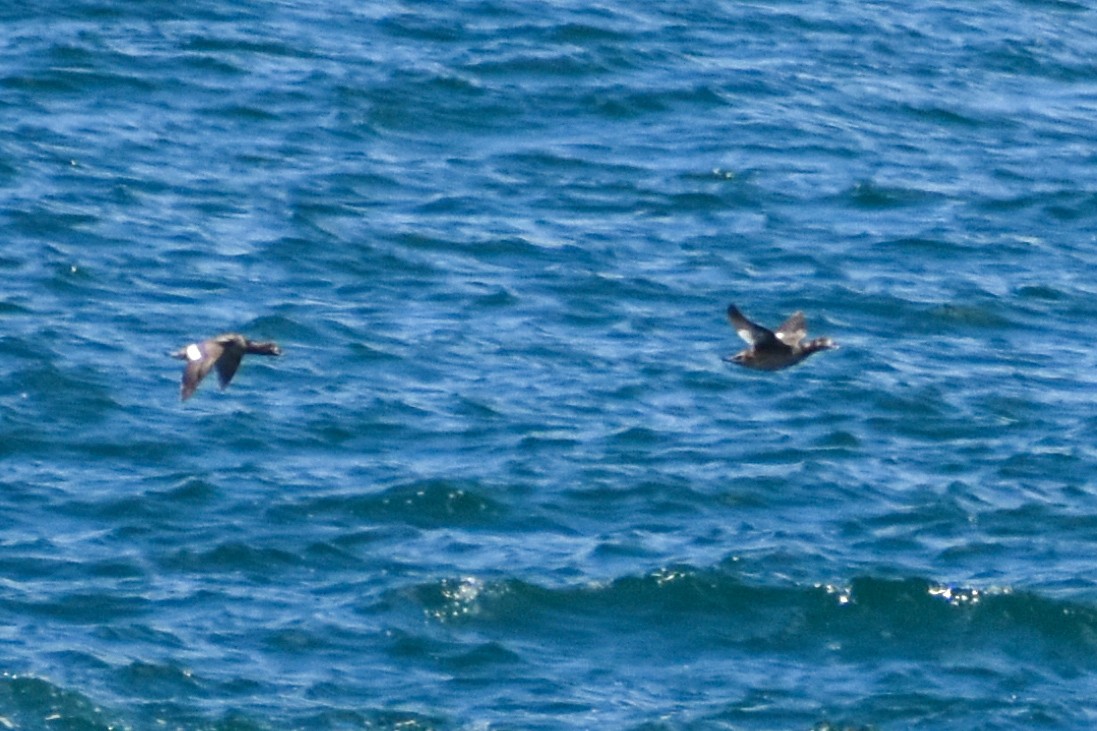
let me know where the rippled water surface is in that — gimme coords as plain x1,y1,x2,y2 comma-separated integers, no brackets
3,1,1097,729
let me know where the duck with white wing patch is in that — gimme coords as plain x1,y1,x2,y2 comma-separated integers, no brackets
171,333,282,401
724,305,836,371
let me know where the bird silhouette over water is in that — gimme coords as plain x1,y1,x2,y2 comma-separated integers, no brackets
724,305,837,371
171,333,282,400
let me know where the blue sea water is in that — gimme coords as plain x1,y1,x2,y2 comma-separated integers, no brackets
3,0,1097,728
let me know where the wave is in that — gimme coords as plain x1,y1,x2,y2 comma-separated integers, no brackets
411,568,1097,670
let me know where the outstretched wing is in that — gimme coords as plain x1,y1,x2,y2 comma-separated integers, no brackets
727,305,778,346
180,341,223,401
214,348,244,389
775,311,807,346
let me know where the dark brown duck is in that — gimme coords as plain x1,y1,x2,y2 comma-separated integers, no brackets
724,305,836,371
171,333,282,400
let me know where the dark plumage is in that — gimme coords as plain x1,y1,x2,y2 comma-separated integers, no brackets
171,333,282,400
724,305,836,371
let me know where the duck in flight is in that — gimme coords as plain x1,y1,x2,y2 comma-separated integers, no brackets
724,305,836,371
171,333,282,400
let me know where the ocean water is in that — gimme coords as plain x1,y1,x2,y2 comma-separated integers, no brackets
2,0,1097,728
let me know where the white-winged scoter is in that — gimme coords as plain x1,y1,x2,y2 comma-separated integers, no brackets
171,333,282,400
724,305,836,371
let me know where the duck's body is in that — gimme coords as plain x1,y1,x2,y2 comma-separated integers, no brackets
724,305,836,371
171,333,282,400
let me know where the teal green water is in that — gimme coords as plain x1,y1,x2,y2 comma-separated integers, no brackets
3,1,1097,729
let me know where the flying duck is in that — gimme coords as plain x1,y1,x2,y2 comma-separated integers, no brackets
724,305,836,371
171,333,282,400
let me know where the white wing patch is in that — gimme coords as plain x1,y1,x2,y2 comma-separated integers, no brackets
185,343,203,362
775,331,799,346
734,324,756,345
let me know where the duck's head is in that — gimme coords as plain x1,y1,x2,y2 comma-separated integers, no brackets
805,337,838,353
246,340,282,356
